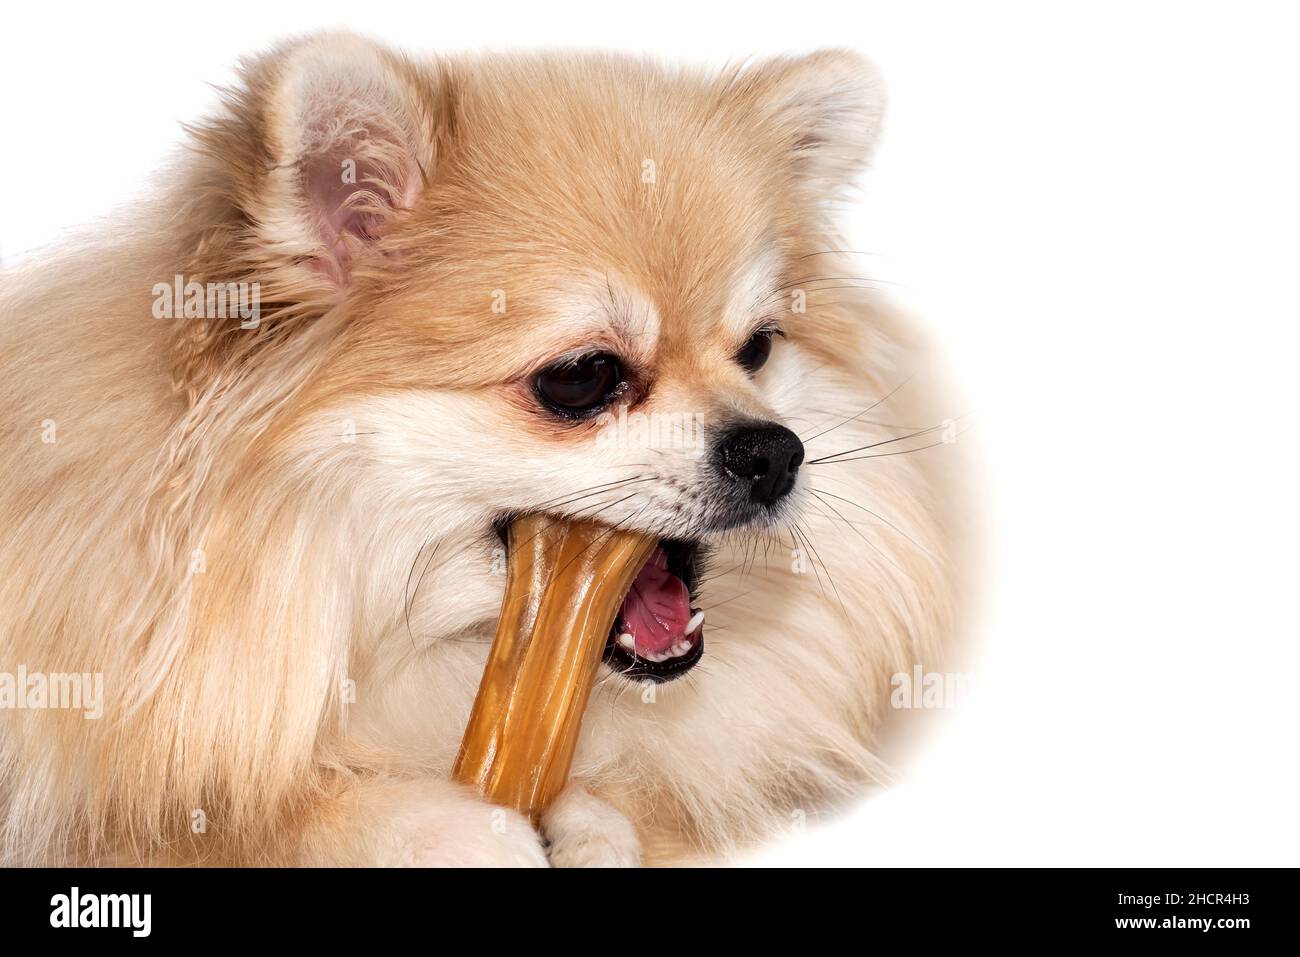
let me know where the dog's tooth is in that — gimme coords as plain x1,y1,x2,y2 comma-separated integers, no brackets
685,611,705,635
617,633,636,652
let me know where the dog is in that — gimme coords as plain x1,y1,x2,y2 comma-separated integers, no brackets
0,33,967,865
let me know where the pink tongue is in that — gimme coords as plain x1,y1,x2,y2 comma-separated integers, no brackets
618,547,691,655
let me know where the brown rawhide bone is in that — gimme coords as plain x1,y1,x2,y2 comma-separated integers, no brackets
453,515,656,823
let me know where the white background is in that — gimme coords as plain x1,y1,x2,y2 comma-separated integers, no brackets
3,1,1297,865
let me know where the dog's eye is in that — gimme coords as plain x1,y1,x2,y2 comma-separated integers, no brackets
534,353,623,415
736,329,778,374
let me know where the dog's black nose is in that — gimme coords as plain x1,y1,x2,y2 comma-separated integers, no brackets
716,423,804,507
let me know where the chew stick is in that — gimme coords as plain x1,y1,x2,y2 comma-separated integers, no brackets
453,515,656,823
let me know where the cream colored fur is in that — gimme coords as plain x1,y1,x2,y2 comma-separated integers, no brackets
0,34,966,866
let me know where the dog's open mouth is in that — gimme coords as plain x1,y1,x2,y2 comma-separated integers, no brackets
491,518,705,683
603,539,704,682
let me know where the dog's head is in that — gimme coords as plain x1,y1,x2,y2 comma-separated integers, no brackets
182,35,885,672
168,36,949,855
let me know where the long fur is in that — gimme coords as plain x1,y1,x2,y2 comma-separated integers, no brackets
0,34,968,866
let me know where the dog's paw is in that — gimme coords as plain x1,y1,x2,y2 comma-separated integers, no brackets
301,778,549,867
398,788,549,868
541,785,641,867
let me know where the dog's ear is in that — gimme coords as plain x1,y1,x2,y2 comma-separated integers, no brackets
262,35,434,283
195,34,442,287
173,34,448,396
738,50,886,187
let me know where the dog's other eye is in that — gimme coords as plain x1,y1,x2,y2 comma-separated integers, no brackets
736,329,779,374
534,353,623,415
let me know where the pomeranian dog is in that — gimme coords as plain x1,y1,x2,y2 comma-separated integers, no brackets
0,33,967,866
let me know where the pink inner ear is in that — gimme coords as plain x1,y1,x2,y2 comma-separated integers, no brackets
300,135,416,282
